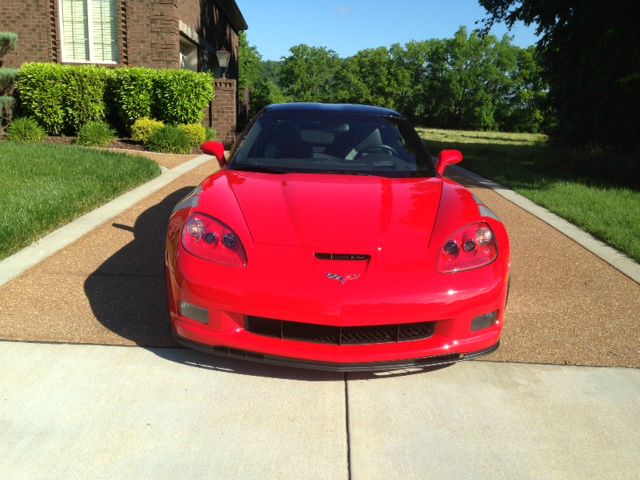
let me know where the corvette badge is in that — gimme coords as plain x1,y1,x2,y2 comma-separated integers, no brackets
326,273,360,284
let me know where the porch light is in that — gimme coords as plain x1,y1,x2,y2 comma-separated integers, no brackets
216,47,231,78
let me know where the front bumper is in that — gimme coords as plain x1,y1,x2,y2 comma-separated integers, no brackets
167,241,509,370
173,331,500,372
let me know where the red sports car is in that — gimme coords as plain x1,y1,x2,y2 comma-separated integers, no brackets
165,103,510,371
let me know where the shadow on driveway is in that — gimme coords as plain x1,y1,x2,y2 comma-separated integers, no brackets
84,188,192,347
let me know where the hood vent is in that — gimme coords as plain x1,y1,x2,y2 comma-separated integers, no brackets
315,253,370,261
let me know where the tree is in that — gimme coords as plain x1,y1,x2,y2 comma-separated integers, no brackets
0,32,18,130
333,47,401,108
242,29,547,132
479,0,640,148
238,32,262,103
496,46,550,133
250,79,288,112
374,30,546,132
260,60,281,84
278,44,341,102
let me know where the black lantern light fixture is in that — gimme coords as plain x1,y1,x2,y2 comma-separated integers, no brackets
216,47,231,78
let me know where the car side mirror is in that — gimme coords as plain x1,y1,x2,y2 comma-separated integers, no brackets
437,149,463,175
201,141,226,166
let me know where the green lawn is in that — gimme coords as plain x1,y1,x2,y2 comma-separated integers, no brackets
418,128,640,263
0,142,160,259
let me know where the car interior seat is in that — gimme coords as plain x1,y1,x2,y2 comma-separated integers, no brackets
264,123,313,159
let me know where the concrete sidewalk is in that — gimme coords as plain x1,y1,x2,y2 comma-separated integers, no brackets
1,341,638,479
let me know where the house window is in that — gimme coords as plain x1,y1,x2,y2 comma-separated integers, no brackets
180,36,198,72
60,0,119,63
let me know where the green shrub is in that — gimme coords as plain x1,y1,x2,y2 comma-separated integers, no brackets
17,63,110,135
0,96,14,124
76,121,115,147
0,69,17,92
6,117,46,143
17,63,67,135
17,63,215,136
0,32,18,58
63,66,111,133
177,123,206,147
148,125,192,154
110,68,154,131
205,127,217,141
154,70,214,125
131,117,165,145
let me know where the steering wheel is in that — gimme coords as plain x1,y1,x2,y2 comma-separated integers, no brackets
355,144,398,159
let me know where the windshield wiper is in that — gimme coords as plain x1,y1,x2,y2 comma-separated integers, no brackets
232,164,288,174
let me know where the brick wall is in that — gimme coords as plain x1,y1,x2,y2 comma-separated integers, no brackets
208,79,237,146
0,0,131,67
178,0,240,144
178,0,239,77
0,0,55,68
127,0,180,69
0,0,240,73
1,0,240,140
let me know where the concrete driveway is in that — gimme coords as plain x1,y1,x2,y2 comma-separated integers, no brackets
1,341,638,479
0,152,639,478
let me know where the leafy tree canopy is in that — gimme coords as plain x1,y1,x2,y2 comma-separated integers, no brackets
279,44,341,103
479,0,640,148
238,32,262,101
238,29,549,133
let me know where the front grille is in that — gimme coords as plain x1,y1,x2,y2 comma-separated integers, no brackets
245,316,435,345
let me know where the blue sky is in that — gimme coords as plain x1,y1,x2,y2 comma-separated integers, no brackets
239,0,539,60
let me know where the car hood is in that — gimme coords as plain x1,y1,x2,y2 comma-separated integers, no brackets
225,171,443,253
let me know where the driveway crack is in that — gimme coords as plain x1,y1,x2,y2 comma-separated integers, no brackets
344,372,352,480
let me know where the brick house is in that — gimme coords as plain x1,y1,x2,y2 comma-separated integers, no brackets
0,0,248,143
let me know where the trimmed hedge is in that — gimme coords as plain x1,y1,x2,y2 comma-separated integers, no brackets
154,69,214,125
17,63,67,134
17,63,214,134
63,66,110,132
109,67,154,131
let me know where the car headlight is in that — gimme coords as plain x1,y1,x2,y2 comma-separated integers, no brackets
437,222,497,273
181,213,247,267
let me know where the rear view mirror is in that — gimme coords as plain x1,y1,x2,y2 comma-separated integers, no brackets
201,141,226,166
437,149,463,175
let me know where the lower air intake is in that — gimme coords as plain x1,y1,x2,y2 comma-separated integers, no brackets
245,316,435,345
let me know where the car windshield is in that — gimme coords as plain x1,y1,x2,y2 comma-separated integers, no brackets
230,111,435,178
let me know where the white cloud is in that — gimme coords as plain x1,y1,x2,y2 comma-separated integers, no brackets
336,6,352,15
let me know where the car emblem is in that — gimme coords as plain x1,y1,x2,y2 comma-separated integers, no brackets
326,273,360,284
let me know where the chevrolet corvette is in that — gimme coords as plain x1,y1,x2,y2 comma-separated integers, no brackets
165,103,510,371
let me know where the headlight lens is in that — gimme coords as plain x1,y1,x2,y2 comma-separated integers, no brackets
181,213,247,267
437,222,497,273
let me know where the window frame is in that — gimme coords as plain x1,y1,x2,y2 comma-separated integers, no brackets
58,0,119,65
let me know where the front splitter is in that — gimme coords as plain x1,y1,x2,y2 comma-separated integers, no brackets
173,333,500,372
